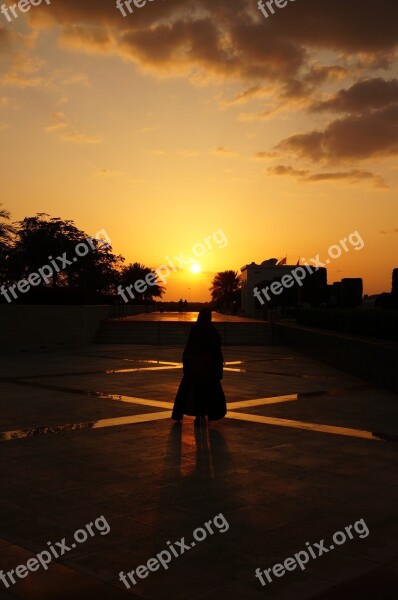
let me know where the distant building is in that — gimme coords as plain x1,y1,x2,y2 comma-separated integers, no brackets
392,268,398,295
374,268,398,309
327,278,363,307
340,278,363,307
241,259,327,317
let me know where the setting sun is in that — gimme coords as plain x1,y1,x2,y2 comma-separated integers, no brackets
0,0,396,304
190,264,202,274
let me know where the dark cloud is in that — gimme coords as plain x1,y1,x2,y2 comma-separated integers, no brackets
0,24,16,53
305,170,386,188
276,105,398,161
268,165,309,177
254,151,277,159
0,26,8,49
268,165,387,188
17,0,398,169
282,66,347,100
312,78,398,113
28,0,398,83
262,0,398,55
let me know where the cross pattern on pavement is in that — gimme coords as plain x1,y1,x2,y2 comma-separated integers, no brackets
0,360,384,443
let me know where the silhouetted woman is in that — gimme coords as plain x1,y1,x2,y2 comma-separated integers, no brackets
172,308,227,426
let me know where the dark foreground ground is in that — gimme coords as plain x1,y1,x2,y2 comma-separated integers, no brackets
0,345,397,599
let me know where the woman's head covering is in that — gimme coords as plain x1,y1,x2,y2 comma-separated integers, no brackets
188,307,220,346
197,307,212,326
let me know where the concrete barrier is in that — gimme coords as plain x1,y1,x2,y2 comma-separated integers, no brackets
0,305,150,352
274,322,398,392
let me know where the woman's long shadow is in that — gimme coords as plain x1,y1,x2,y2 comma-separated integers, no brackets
153,421,241,537
131,422,256,595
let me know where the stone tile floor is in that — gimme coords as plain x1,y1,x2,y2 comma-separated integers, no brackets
0,345,397,599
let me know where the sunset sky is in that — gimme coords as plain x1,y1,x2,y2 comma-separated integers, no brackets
1,0,397,300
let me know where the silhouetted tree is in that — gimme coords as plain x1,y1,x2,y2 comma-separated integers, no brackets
0,204,14,249
210,270,241,308
120,262,164,302
0,205,14,285
6,214,123,295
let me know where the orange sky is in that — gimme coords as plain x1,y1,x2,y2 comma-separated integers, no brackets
1,0,397,300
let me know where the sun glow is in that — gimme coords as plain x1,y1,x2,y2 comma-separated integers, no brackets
190,263,201,274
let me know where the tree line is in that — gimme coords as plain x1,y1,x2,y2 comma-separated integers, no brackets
0,206,242,307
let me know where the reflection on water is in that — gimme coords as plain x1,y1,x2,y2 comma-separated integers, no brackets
0,411,171,442
0,422,94,441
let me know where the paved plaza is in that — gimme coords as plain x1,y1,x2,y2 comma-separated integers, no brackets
0,343,397,599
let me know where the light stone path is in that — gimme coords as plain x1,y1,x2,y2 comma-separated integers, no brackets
0,345,397,599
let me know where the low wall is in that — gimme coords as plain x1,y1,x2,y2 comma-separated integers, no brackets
297,307,398,342
0,305,150,352
274,323,398,393
111,304,157,320
95,320,273,346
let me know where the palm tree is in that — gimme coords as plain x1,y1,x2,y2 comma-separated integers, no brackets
210,270,241,309
120,262,165,302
